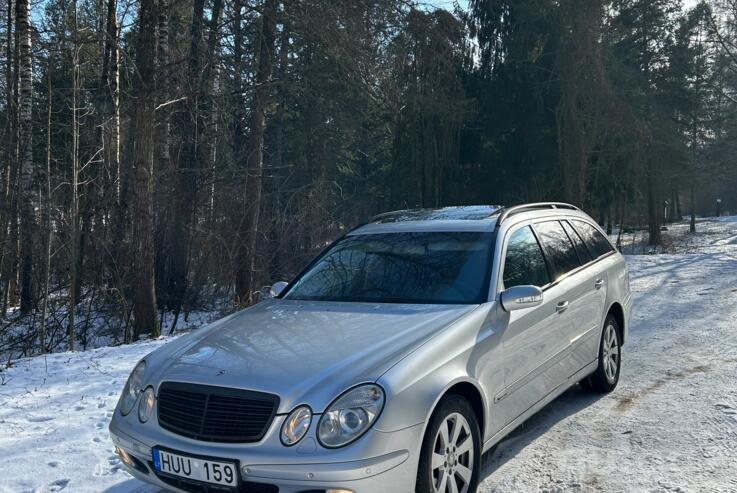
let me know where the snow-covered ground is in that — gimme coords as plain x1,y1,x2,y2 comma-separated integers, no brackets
479,217,737,492
1,217,736,493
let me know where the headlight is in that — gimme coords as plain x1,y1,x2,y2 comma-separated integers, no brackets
138,386,155,422
119,360,146,416
317,384,384,448
280,406,312,446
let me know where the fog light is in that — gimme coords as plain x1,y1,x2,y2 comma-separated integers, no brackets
115,446,133,466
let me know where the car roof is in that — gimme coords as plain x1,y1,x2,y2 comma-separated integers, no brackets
349,203,591,235
371,205,504,223
349,206,503,235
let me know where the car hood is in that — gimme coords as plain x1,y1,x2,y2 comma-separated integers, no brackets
146,299,476,413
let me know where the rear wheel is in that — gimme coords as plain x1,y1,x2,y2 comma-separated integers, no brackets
582,314,621,393
416,395,481,493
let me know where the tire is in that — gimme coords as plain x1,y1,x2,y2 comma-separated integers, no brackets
416,395,481,493
581,314,622,393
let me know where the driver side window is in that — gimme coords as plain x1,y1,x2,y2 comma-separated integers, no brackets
503,226,551,289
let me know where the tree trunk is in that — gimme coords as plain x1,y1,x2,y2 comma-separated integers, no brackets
154,0,173,321
690,184,696,233
267,12,291,280
235,0,278,304
6,0,20,316
646,169,661,246
104,0,124,292
40,50,54,354
16,0,33,314
202,0,223,221
164,0,206,315
101,0,120,274
0,0,14,316
132,0,159,339
673,183,682,221
156,0,171,190
555,0,605,208
616,193,626,250
69,2,80,351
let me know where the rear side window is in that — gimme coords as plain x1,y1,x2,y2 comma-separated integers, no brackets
572,220,615,258
562,220,593,264
534,221,581,280
503,226,550,288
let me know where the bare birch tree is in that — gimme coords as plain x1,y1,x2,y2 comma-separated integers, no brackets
68,0,81,351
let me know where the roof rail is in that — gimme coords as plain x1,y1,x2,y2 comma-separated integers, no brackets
494,202,580,229
370,209,409,222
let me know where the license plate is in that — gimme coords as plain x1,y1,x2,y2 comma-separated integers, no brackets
152,448,238,487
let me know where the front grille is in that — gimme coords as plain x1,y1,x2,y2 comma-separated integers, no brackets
157,382,279,443
154,470,279,493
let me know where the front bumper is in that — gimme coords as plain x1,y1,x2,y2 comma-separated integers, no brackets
109,409,423,493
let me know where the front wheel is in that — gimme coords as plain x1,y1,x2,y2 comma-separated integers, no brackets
416,395,481,493
582,314,622,393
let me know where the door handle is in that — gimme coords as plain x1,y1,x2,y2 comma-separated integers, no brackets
595,279,605,290
556,301,569,313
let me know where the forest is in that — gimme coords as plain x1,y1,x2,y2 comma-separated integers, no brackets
0,0,736,356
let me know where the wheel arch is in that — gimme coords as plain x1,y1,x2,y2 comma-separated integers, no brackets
427,378,487,441
606,302,625,345
414,378,487,493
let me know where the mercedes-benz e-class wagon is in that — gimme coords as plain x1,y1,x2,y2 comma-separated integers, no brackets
110,202,632,493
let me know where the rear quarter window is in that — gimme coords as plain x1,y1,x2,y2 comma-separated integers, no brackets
562,220,593,264
572,220,615,258
534,221,582,280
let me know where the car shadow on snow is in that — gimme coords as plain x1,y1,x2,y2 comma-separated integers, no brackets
101,478,164,493
478,384,603,482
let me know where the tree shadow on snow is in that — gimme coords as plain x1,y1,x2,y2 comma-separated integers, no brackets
479,384,603,483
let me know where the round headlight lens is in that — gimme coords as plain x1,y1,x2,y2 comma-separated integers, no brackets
119,360,146,416
138,386,156,423
280,406,312,446
317,384,384,448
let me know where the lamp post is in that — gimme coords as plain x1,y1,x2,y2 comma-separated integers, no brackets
716,198,722,217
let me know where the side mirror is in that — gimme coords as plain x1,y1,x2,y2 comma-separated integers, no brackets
500,285,543,312
269,281,289,298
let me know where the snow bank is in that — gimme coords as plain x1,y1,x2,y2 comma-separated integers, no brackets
0,339,171,493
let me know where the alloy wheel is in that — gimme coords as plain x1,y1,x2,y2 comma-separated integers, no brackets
602,323,619,383
430,412,475,493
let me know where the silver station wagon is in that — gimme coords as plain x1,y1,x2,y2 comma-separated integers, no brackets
110,203,632,493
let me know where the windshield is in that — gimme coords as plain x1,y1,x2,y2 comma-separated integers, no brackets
284,232,494,304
